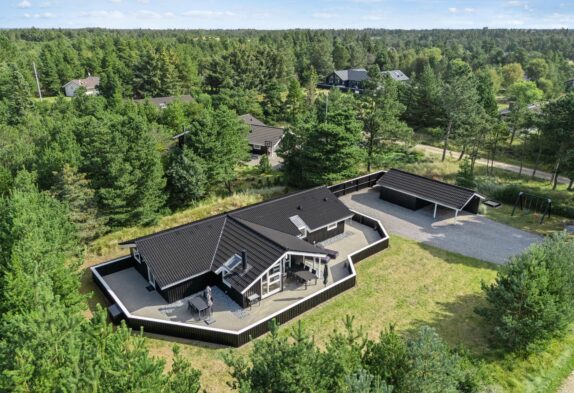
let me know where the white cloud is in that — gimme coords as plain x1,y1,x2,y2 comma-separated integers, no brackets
362,14,384,21
109,0,121,3
312,12,338,19
134,10,175,19
79,10,124,18
448,7,458,13
24,12,55,18
137,0,150,3
464,8,476,13
351,0,383,3
182,10,235,17
18,0,32,8
39,1,51,7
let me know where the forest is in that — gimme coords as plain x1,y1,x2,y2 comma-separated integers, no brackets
0,28,573,391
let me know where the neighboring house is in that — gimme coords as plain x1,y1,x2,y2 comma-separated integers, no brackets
62,76,100,97
499,103,541,118
320,68,370,92
119,187,353,306
382,70,410,82
134,95,193,109
319,68,409,92
375,169,484,218
240,114,284,157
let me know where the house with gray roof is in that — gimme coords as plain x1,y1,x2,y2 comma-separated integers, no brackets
63,76,100,97
382,70,410,82
240,114,284,157
319,68,409,93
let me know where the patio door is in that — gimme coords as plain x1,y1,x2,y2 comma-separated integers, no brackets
261,261,282,299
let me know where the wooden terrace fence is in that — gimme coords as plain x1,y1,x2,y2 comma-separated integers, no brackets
328,170,386,197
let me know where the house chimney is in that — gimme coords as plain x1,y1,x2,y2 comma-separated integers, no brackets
241,250,247,270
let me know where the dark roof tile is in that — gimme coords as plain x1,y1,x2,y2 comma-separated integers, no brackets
376,169,483,210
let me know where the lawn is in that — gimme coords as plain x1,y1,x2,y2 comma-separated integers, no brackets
81,177,574,392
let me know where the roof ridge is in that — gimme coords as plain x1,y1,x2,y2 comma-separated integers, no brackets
228,216,289,252
250,124,284,130
388,168,478,193
121,186,331,245
123,214,226,245
209,216,228,270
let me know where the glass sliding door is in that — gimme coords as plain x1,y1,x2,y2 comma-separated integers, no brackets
261,260,282,299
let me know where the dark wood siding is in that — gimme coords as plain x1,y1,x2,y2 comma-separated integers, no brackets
158,272,218,303
379,187,430,210
463,196,481,214
306,221,344,244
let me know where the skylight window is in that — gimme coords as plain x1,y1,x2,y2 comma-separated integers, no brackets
223,254,242,271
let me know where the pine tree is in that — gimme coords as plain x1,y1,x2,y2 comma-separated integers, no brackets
283,78,305,121
362,76,413,171
406,65,444,129
186,106,249,193
6,63,32,125
0,170,82,313
50,164,106,244
166,148,207,209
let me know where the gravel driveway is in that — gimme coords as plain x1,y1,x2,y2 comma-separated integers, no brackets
341,189,541,264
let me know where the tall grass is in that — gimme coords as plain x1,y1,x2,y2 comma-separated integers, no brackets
85,187,287,264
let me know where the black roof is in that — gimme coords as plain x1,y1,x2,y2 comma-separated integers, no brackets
125,187,349,292
376,169,483,210
230,187,353,236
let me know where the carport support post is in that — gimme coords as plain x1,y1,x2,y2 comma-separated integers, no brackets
454,209,459,223
433,203,438,219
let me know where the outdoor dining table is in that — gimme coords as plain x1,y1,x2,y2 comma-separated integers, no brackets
294,270,318,290
188,296,209,320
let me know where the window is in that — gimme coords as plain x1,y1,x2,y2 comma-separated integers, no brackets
327,222,338,231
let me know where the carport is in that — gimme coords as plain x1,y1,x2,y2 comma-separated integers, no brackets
375,169,485,221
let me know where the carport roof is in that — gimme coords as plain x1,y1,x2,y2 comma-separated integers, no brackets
375,169,484,211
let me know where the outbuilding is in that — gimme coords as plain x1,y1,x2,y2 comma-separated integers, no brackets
375,169,484,219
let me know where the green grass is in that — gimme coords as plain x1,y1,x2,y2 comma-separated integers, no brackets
484,204,568,236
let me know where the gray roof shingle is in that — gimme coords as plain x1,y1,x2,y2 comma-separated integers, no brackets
239,114,284,147
376,169,483,210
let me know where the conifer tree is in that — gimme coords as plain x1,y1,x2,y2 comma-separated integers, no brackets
50,164,106,244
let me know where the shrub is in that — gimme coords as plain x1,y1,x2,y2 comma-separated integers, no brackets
258,154,271,173
476,233,574,352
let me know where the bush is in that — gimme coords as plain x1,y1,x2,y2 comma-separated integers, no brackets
477,233,574,352
258,154,271,173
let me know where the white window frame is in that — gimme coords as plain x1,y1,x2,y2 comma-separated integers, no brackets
327,222,338,231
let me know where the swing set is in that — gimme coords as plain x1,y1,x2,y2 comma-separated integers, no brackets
511,191,552,224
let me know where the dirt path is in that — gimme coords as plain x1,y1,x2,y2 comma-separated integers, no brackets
559,374,574,393
415,144,571,185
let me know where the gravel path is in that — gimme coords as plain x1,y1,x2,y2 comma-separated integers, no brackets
415,144,571,185
341,189,541,265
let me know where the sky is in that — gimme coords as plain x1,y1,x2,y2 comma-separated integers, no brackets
1,0,573,30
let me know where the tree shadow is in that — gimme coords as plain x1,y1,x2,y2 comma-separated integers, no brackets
402,292,500,360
